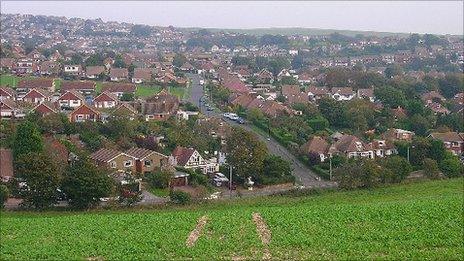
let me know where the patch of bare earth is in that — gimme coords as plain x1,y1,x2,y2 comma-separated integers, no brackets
252,213,272,260
186,215,209,247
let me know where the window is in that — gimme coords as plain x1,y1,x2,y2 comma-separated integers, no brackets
72,100,80,104
124,160,133,167
110,161,117,168
144,160,151,166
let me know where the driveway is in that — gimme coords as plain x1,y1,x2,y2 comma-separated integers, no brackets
186,73,336,188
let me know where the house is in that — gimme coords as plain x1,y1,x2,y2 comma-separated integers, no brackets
329,135,374,159
369,139,397,158
39,61,59,76
281,85,307,104
331,87,355,101
255,69,274,84
421,91,446,104
179,62,195,72
307,87,329,101
125,147,169,174
391,106,408,120
101,83,136,99
22,88,52,104
112,103,138,120
58,90,85,109
357,89,375,102
90,148,137,173
0,87,16,100
0,99,17,119
32,102,57,116
17,78,55,93
93,91,119,109
170,146,219,174
383,128,415,141
132,68,152,84
110,68,128,82
222,77,249,93
0,148,14,182
64,65,82,76
85,66,106,79
300,136,330,162
60,81,96,96
135,90,179,121
69,104,100,122
427,102,450,115
297,73,313,85
429,132,464,155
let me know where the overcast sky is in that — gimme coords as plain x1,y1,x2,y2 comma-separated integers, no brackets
2,1,463,35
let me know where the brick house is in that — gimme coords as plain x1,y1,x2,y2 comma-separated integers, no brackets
94,91,119,109
58,90,85,109
125,147,169,174
90,148,137,173
69,104,100,122
429,132,464,155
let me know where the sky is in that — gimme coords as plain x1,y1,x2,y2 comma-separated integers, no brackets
1,1,463,35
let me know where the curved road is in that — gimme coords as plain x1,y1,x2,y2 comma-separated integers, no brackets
186,73,336,188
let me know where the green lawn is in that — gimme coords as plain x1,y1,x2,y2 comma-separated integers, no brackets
0,74,19,87
149,188,170,197
1,178,462,260
53,79,61,91
135,85,187,99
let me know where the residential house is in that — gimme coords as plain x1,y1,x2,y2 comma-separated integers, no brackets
85,66,106,79
421,91,446,104
110,68,129,82
132,68,152,84
0,87,16,100
329,134,374,159
134,90,179,121
102,83,136,99
281,85,307,104
170,146,219,174
383,128,415,141
255,69,274,84
64,65,82,76
69,104,100,122
427,102,450,115
39,61,59,76
125,147,169,174
22,88,52,104
93,91,119,109
111,103,138,120
307,87,329,101
58,90,85,109
179,62,195,72
90,148,137,173
61,81,96,95
0,99,18,119
32,101,57,116
369,139,397,158
300,136,330,162
357,89,375,102
331,87,355,101
17,78,55,93
429,132,464,155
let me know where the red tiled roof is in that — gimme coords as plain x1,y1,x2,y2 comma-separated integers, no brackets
17,78,53,89
172,146,195,166
61,81,96,93
90,148,124,163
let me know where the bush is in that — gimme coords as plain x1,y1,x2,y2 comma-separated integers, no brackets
422,158,441,179
439,153,463,178
145,170,172,189
170,190,191,205
0,184,9,208
189,170,209,187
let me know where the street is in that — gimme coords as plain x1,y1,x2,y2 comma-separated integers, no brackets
186,73,336,188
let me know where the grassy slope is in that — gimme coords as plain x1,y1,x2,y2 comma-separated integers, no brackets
1,178,462,260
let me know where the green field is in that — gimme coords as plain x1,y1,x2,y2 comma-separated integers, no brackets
1,179,462,260
136,85,187,99
0,74,19,87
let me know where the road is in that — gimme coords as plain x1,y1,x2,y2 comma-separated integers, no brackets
186,73,336,188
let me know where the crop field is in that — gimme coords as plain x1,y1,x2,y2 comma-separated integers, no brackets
1,178,462,260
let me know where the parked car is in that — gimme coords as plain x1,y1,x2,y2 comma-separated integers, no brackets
236,117,245,124
212,172,229,186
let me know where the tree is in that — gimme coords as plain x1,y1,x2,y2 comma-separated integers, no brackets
15,152,60,209
409,137,432,167
422,158,440,179
61,158,113,209
113,54,126,68
429,140,446,163
261,155,294,185
145,170,172,189
318,97,347,128
173,54,188,68
439,153,462,178
408,114,432,136
381,156,412,183
334,159,381,189
374,86,406,108
0,184,8,209
120,92,135,101
384,64,403,78
226,127,268,183
279,76,298,85
12,121,43,160
438,74,464,98
130,24,153,37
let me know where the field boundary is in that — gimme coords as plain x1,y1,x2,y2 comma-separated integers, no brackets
186,215,209,247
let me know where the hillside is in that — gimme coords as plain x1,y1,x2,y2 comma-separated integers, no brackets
1,178,462,260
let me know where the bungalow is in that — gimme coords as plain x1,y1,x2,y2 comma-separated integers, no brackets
300,136,330,162
357,89,375,102
110,68,129,82
39,61,59,76
255,69,274,84
307,87,329,101
101,83,136,99
421,91,446,104
90,148,137,173
85,66,106,79
22,88,52,104
134,90,179,121
17,78,55,93
331,87,355,101
179,62,195,72
60,81,96,95
57,90,85,109
297,73,313,85
94,91,119,109
170,146,219,174
132,68,152,84
429,132,464,155
329,134,374,159
369,139,397,158
125,147,169,174
0,87,16,100
64,65,82,76
69,104,100,122
112,103,138,120
0,99,17,119
383,128,415,141
32,101,57,116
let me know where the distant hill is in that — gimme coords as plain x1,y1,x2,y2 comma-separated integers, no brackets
179,27,413,37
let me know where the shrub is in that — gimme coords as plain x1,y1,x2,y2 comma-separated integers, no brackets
0,184,9,208
439,153,463,178
170,190,191,205
145,170,172,189
189,170,209,187
422,158,441,179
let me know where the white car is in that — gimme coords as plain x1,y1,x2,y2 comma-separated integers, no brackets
199,80,205,85
228,113,239,120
